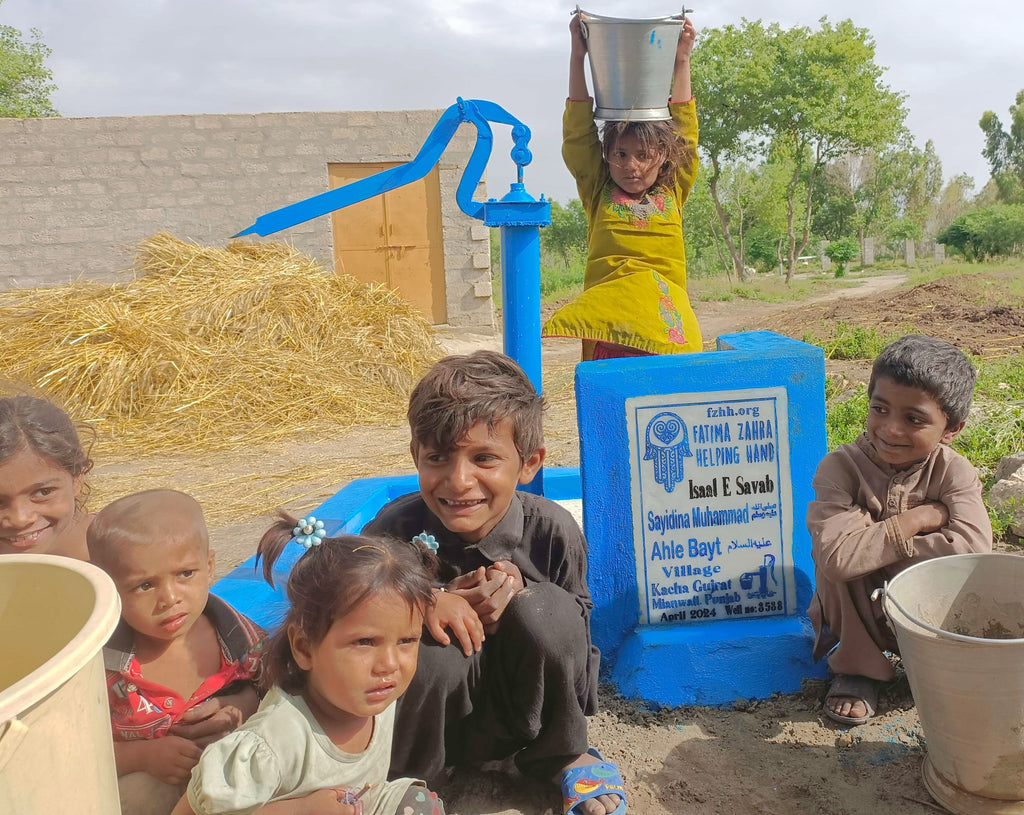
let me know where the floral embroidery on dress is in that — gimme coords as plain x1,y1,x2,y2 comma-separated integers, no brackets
606,186,676,229
654,273,687,345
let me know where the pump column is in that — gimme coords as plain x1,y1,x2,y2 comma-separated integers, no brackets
483,183,551,493
483,183,550,394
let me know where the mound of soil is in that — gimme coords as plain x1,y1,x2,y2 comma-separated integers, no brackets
759,272,1024,360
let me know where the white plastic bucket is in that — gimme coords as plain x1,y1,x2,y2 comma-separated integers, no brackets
0,554,122,814
577,7,685,121
881,553,1024,814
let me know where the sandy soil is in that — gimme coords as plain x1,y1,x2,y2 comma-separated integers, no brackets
88,268,1024,815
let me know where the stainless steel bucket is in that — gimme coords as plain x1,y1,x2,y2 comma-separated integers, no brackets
578,7,686,121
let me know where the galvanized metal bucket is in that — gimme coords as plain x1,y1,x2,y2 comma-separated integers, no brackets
577,7,686,121
879,553,1024,814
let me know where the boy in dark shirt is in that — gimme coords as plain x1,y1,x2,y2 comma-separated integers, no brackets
364,351,625,815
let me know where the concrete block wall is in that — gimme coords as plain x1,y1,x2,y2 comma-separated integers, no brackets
0,110,493,329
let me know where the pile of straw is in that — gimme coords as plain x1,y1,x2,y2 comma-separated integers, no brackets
0,233,442,456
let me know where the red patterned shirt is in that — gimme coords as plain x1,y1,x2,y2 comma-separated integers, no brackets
104,594,266,742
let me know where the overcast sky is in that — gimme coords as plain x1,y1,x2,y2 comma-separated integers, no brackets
4,0,1019,206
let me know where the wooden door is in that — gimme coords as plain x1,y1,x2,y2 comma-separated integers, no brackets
328,162,447,324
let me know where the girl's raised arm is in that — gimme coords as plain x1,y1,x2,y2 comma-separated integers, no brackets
671,16,696,102
568,14,590,100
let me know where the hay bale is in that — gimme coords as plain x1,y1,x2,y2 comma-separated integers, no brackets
0,233,443,457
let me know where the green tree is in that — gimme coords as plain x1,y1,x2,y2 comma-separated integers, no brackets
767,19,906,280
980,89,1024,203
542,199,587,271
931,173,976,239
882,137,942,247
678,172,733,278
0,2,57,117
692,21,777,281
812,155,862,242
937,204,1024,260
825,236,859,276
727,157,790,273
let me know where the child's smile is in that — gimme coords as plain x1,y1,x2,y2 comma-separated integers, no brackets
0,446,81,556
866,376,963,470
413,419,544,542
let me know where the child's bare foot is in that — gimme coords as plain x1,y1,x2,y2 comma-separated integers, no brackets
558,749,626,814
824,674,878,725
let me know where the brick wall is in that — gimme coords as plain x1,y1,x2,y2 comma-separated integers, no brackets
0,110,494,329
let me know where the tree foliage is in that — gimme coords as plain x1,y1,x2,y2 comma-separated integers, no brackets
691,21,777,280
542,199,588,271
767,18,906,279
825,236,859,276
931,173,976,238
692,17,906,281
980,89,1024,203
936,204,1024,261
0,2,57,117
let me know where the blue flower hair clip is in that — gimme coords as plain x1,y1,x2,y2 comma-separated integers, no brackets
293,516,326,549
412,532,439,553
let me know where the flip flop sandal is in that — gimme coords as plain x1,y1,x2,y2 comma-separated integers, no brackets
560,747,628,815
824,674,879,726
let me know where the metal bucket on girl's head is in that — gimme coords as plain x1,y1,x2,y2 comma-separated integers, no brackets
576,6,690,121
877,553,1024,814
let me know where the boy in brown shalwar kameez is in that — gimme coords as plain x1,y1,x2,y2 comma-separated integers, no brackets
807,335,992,725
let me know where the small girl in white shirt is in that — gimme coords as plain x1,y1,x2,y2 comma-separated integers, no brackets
171,516,444,815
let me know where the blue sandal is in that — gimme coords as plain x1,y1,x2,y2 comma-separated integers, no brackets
560,747,627,815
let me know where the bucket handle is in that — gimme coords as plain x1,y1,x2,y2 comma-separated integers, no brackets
572,6,587,40
0,718,28,773
873,583,1024,645
571,6,693,38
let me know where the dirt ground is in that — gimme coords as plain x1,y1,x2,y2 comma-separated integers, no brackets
89,268,1024,815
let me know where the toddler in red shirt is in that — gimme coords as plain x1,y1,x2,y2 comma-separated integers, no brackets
88,489,266,815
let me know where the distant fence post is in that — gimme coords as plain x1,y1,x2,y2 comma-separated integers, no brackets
862,237,875,266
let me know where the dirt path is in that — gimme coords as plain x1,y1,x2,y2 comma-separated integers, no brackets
695,272,908,342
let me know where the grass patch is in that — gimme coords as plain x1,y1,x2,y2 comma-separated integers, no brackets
803,321,901,360
690,273,840,304
958,398,1024,471
988,495,1023,544
540,263,584,301
960,353,1024,472
824,378,867,449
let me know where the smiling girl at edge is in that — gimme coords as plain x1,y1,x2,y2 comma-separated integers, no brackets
0,395,93,559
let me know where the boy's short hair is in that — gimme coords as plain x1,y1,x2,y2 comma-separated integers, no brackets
868,335,976,426
88,489,209,569
408,350,544,459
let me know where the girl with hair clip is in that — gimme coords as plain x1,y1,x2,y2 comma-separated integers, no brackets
0,395,94,559
172,516,446,815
